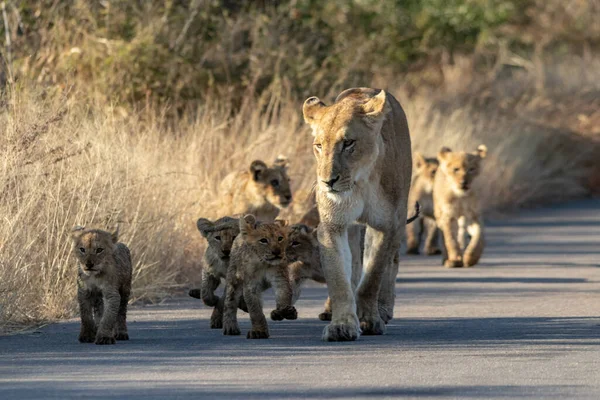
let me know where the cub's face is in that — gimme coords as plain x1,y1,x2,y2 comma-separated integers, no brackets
248,157,292,208
302,89,390,198
438,145,487,194
71,227,118,276
285,224,318,263
413,152,439,192
197,217,240,260
239,215,288,265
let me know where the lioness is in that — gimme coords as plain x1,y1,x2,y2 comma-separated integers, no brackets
433,145,487,268
406,152,441,256
71,226,132,345
303,87,412,341
219,156,292,221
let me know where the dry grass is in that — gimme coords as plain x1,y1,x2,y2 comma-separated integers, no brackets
1,60,598,331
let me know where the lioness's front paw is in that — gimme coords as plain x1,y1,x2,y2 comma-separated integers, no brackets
115,332,129,341
223,323,241,336
78,330,96,343
247,329,269,339
271,306,297,321
378,304,394,325
360,316,386,335
322,313,360,342
444,259,463,268
95,335,116,345
318,311,332,321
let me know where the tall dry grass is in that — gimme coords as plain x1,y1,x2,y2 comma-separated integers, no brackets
1,59,598,331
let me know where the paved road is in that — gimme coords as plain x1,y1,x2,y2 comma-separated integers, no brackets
1,200,599,399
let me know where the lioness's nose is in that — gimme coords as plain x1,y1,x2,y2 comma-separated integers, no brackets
322,175,340,188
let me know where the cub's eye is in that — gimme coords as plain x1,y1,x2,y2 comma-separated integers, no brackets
278,236,284,242
259,238,269,244
291,241,301,247
214,236,221,241
342,139,355,151
469,167,476,173
271,179,280,188
79,247,86,254
232,235,237,240
314,143,322,152
453,168,460,173
96,248,104,254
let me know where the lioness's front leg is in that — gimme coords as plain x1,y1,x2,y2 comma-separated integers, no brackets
464,218,484,267
318,224,360,342
439,217,463,268
356,226,400,335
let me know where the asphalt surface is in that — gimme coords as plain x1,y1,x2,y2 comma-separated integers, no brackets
1,200,599,399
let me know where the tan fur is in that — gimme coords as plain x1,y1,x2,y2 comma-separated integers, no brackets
222,215,297,339
71,227,132,345
406,153,441,256
191,216,246,329
303,87,412,341
433,145,487,268
220,156,293,221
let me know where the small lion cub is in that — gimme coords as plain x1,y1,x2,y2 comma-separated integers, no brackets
406,152,441,256
433,145,487,268
71,226,132,345
222,215,297,339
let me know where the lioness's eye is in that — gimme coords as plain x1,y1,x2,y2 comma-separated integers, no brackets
214,236,221,241
96,248,104,254
271,179,280,188
259,238,268,244
79,247,86,254
343,139,355,150
291,241,301,247
278,236,284,242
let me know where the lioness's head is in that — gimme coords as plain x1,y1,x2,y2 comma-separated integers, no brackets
414,152,439,191
247,156,293,208
438,145,487,194
71,226,118,276
238,215,288,265
303,88,391,197
197,216,239,260
285,224,318,263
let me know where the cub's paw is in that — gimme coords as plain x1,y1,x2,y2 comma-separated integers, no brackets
223,323,241,336
210,317,223,329
444,259,463,268
322,313,360,342
115,332,129,341
188,288,201,299
378,305,393,325
318,311,332,321
95,335,116,345
78,330,96,343
271,306,297,321
463,255,479,268
425,247,442,256
360,316,386,336
247,330,270,339
406,247,420,255
202,295,219,308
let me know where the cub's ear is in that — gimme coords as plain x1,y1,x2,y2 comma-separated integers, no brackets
303,96,327,133
240,214,257,234
274,219,288,228
298,224,313,235
413,152,426,170
71,225,85,240
438,147,452,162
475,144,487,159
273,155,289,171
249,160,268,181
196,218,214,238
360,89,391,121
111,225,120,244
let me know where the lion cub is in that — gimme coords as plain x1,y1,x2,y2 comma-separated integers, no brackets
190,216,243,329
433,145,487,268
406,152,441,256
222,215,297,339
219,156,293,221
71,226,132,345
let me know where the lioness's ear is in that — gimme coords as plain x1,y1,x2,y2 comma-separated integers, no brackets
111,225,120,244
414,152,426,170
475,144,487,159
273,155,289,171
196,218,214,238
361,89,391,119
240,214,257,234
249,160,268,181
303,96,326,133
438,147,452,162
274,219,288,228
71,225,85,241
